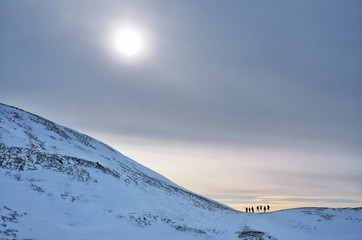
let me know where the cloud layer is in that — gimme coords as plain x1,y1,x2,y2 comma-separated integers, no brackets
1,0,361,209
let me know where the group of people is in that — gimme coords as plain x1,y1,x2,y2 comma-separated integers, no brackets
245,205,270,213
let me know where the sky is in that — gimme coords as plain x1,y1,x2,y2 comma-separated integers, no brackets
1,0,361,211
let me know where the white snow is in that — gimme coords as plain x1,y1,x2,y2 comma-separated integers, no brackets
1,103,361,240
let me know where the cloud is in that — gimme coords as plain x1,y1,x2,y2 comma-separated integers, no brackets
1,0,361,209
1,1,361,151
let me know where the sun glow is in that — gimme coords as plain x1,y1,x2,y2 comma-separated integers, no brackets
113,26,145,58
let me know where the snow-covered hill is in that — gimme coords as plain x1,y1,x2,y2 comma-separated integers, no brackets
1,103,361,240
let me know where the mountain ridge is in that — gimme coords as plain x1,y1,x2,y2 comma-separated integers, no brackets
0,102,235,213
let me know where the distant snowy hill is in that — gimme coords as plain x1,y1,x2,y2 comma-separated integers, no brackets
1,103,361,240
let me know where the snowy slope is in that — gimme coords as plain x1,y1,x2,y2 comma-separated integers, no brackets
1,103,361,240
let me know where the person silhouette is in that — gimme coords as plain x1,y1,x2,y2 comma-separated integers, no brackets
252,207,254,213
267,205,270,211
245,207,248,213
249,207,251,213
256,206,259,211
263,206,266,212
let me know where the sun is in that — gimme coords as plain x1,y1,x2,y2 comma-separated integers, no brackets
113,26,145,58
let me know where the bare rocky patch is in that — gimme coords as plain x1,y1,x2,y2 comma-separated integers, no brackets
0,206,26,240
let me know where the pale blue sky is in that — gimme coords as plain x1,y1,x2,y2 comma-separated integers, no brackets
1,0,361,210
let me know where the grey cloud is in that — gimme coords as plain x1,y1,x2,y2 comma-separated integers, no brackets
1,0,361,153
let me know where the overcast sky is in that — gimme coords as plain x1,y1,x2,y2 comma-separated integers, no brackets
1,0,361,210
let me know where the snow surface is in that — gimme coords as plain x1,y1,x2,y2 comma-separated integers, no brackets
1,103,362,240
